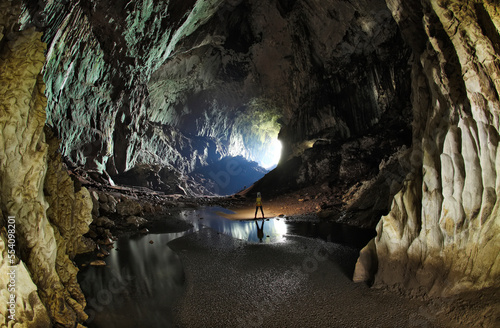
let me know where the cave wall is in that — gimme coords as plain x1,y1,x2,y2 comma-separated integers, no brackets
40,0,226,177
355,0,500,296
37,0,412,189
0,0,92,326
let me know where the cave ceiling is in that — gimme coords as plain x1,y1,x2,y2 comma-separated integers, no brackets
22,0,412,180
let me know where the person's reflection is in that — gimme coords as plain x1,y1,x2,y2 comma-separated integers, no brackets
255,220,265,242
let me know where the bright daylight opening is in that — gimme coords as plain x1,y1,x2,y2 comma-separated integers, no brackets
261,138,282,169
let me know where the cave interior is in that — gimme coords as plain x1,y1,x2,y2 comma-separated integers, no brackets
0,0,500,327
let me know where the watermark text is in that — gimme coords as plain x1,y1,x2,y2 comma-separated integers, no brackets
6,216,16,322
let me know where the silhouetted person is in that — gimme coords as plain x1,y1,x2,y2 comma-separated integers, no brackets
255,220,265,242
254,192,265,219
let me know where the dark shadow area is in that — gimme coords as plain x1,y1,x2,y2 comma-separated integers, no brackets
286,221,376,279
286,221,376,249
475,2,500,58
111,164,186,194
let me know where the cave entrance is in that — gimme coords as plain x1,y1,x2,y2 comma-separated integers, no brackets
184,101,284,196
260,137,282,169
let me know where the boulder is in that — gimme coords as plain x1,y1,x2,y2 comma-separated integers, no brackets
116,198,143,216
98,192,118,213
94,216,115,228
126,216,148,228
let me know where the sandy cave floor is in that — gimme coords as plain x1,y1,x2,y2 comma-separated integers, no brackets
208,186,341,221
168,228,463,328
167,193,500,328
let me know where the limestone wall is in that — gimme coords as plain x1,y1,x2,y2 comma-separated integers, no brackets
41,0,226,175
0,0,92,326
356,0,500,296
35,0,412,179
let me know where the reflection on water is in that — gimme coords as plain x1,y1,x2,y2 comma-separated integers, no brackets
78,207,375,327
179,207,376,248
78,232,186,328
78,207,287,328
180,207,288,243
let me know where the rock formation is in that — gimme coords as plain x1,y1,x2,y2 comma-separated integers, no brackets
35,0,412,195
40,0,227,179
355,0,500,296
0,0,92,326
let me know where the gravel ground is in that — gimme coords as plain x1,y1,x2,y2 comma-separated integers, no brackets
168,228,450,328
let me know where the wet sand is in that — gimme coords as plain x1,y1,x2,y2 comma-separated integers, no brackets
168,228,450,328
216,206,281,220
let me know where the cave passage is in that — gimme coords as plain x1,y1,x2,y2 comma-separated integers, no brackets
2,0,499,327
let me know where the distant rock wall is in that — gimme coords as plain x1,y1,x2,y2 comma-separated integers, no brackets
356,0,500,296
35,0,412,181
150,0,413,162
0,0,92,326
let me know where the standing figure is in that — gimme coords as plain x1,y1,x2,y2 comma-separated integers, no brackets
255,192,265,219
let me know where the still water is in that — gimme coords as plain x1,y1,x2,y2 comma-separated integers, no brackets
79,232,186,328
179,207,288,243
78,207,375,327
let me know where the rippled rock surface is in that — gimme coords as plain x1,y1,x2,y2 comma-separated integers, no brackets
355,0,500,297
0,0,92,326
